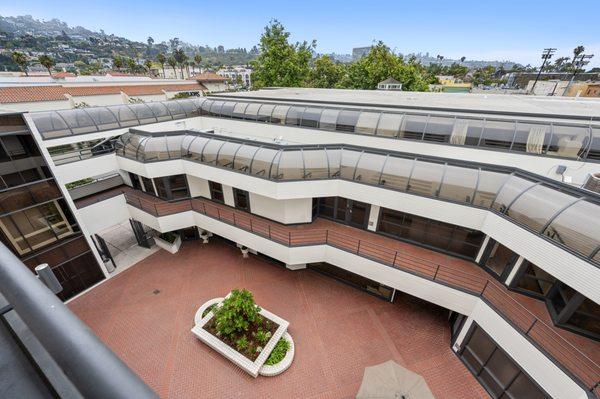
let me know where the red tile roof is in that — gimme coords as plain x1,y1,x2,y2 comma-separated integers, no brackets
0,83,206,104
52,72,76,78
188,72,228,82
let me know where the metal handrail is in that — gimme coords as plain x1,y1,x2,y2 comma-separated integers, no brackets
122,191,600,390
0,243,158,399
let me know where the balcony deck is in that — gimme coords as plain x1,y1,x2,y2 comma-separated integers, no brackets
73,187,600,394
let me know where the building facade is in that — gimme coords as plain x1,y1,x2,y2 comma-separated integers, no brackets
5,88,600,398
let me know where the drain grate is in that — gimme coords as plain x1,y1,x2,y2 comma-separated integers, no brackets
153,289,160,295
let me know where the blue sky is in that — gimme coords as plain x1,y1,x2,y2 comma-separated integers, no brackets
3,0,600,67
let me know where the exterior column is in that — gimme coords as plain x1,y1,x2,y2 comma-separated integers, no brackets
367,205,380,232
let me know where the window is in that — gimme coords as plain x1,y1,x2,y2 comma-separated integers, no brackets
377,207,484,258
335,110,360,132
152,175,189,200
547,282,600,340
480,241,518,279
233,188,250,211
209,181,224,203
511,261,557,299
459,324,548,399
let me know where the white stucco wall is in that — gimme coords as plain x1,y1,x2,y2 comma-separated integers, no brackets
248,192,312,224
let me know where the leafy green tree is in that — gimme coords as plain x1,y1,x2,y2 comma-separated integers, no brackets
167,56,178,78
213,289,261,339
112,55,124,70
38,54,55,76
11,51,28,76
307,55,345,88
447,63,469,78
156,53,166,77
471,65,497,86
250,20,315,88
144,59,153,73
339,42,429,91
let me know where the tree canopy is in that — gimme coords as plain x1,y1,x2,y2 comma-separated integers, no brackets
250,20,315,88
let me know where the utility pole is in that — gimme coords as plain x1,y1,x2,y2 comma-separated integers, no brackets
530,48,556,94
562,53,594,96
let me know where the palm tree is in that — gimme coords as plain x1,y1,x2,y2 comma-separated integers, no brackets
571,45,585,71
12,51,28,76
167,56,178,79
156,53,166,78
38,54,55,76
173,48,188,79
194,54,202,74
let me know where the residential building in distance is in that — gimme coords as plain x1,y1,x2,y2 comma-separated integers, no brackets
0,87,596,398
352,46,372,59
188,71,229,92
217,66,252,87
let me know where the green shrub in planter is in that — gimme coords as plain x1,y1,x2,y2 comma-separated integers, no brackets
265,338,290,365
213,289,261,340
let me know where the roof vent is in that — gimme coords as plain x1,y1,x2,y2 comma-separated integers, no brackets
582,172,600,194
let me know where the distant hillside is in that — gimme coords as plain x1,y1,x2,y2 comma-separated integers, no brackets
0,15,257,72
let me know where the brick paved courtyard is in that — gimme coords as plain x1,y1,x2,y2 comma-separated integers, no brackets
68,239,487,398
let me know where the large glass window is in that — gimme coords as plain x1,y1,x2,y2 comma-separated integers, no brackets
340,150,362,180
256,104,275,122
459,324,548,399
216,141,241,168
473,170,509,208
480,241,518,279
232,145,259,172
208,181,224,203
547,282,600,340
377,207,484,258
152,175,188,200
511,261,557,299
270,105,289,124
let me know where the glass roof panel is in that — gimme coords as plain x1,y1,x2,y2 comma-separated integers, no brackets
355,112,380,135
55,109,97,134
251,147,278,177
507,185,577,232
257,104,275,122
201,139,225,164
303,149,330,179
244,103,261,120
233,144,259,172
545,200,600,259
143,136,167,161
128,103,157,124
354,152,385,184
438,165,479,203
473,170,509,208
408,160,445,197
271,105,290,124
380,156,413,191
340,149,362,180
85,107,120,130
216,141,241,168
319,109,340,130
376,113,402,137
164,100,186,118
146,102,172,122
276,150,305,180
107,104,138,127
187,136,210,161
29,112,71,138
491,176,536,212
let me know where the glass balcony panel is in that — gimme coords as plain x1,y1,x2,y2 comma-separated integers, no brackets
408,160,445,197
326,148,342,177
84,107,120,130
164,101,186,118
376,113,402,137
56,109,97,134
380,156,413,191
209,101,224,116
107,105,138,127
271,105,290,124
354,152,386,184
336,110,360,132
29,112,71,138
201,139,224,164
507,185,576,232
491,176,536,212
232,102,248,119
200,99,213,115
300,107,322,128
319,109,340,130
423,116,454,143
588,127,600,160
166,135,183,159
146,102,172,122
244,103,261,120
251,147,278,177
187,137,210,161
219,101,235,117
233,145,259,172
177,99,200,117
438,165,478,203
355,112,380,135
544,201,600,258
285,106,305,126
276,151,304,180
340,150,362,180
120,133,142,159
129,104,157,124
453,118,484,146
399,114,427,140
480,120,515,150
216,141,241,168
257,104,275,122
473,170,509,208
303,149,329,179
180,135,196,157
512,122,550,154
143,136,167,161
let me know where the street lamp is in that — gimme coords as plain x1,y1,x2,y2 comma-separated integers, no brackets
562,53,594,96
530,48,556,94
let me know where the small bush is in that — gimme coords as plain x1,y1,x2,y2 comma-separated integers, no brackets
235,336,249,352
159,232,178,244
213,289,261,340
265,338,290,365
254,329,271,345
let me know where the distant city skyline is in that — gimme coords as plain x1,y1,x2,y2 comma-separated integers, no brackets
3,0,599,68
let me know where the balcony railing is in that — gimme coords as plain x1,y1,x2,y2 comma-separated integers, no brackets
124,192,600,393
0,242,157,399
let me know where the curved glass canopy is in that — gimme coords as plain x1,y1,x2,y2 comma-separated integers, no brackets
116,131,600,265
29,98,203,140
197,97,600,162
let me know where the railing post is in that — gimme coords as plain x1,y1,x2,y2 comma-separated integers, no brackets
202,202,206,214
481,280,490,296
433,265,440,280
233,213,236,225
393,251,398,266
250,219,253,231
288,231,291,246
356,240,361,254
217,208,221,220
526,319,537,335
325,230,329,244
268,225,271,239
